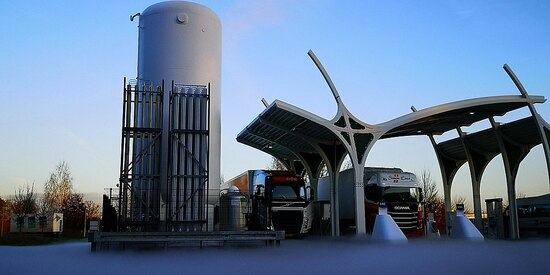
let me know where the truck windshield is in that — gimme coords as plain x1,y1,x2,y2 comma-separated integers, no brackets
270,185,305,201
382,187,421,203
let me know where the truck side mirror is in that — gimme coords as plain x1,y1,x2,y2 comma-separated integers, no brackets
255,185,265,196
255,185,268,205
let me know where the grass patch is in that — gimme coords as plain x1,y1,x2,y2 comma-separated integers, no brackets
0,233,85,246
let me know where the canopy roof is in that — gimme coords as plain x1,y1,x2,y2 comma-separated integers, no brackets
236,55,549,238
437,116,548,162
237,95,546,168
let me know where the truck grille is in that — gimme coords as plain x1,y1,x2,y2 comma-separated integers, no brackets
271,210,303,234
387,211,418,230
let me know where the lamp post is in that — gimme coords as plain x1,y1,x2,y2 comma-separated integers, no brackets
1,204,4,237
83,208,87,238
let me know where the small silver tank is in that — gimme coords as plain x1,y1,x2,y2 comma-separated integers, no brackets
219,186,247,231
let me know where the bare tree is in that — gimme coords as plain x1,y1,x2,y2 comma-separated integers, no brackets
62,193,85,233
36,196,52,233
44,161,74,213
11,183,38,232
417,170,447,232
503,191,527,209
452,195,472,213
84,200,101,221
418,170,439,210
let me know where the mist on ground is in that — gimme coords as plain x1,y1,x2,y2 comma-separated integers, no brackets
1,237,549,275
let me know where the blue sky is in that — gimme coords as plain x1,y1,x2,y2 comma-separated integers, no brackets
1,0,549,208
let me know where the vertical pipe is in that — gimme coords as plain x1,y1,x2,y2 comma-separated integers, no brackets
156,85,162,226
178,87,184,222
191,90,196,221
133,83,142,222
142,86,147,222
143,87,148,224
197,90,202,224
197,90,201,224
167,86,173,227
199,89,205,230
150,87,156,221
152,88,158,224
184,89,190,222
140,88,145,223
196,91,201,222
133,84,138,221
173,87,178,223
159,80,167,229
143,88,148,224
189,90,194,224
149,85,155,223
201,86,207,225
203,90,207,225
166,81,173,230
147,87,154,224
130,83,135,222
206,83,211,231
177,88,183,222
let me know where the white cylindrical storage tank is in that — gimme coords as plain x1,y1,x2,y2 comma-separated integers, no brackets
138,1,221,88
137,1,221,230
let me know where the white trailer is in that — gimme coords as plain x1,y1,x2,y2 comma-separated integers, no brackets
318,167,424,237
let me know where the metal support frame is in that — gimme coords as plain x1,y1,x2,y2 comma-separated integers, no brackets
412,65,548,236
411,106,464,234
501,64,550,239
317,143,347,236
504,64,550,186
424,112,543,238
238,57,548,240
308,50,380,236
489,117,531,239
456,128,497,231
166,82,210,232
427,134,466,234
245,115,346,236
119,78,164,231
118,79,210,232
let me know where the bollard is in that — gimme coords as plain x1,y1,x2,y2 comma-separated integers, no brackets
450,204,484,241
372,201,407,243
